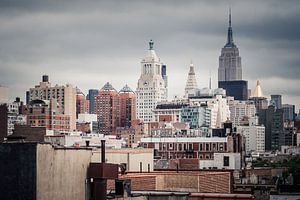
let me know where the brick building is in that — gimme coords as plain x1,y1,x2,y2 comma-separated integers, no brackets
141,137,228,160
24,99,70,131
28,75,76,130
119,84,136,128
75,87,89,118
94,82,120,135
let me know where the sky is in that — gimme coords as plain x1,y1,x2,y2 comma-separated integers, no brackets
0,0,300,110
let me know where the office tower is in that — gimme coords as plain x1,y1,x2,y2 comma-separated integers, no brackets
87,89,98,114
218,10,248,100
259,105,284,151
76,87,89,118
249,80,268,114
28,75,76,130
184,62,198,97
282,104,295,121
136,40,167,122
119,84,136,128
94,82,120,135
237,117,265,153
218,80,248,100
161,65,168,99
270,95,282,109
218,9,242,82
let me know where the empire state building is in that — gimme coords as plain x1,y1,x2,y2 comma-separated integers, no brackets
218,10,242,81
218,10,248,101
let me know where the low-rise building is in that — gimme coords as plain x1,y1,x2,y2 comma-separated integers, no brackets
91,148,154,172
24,99,70,131
141,136,228,160
199,152,241,170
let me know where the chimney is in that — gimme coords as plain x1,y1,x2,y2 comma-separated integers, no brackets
101,140,105,163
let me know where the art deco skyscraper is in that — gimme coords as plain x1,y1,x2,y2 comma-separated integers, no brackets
184,62,198,97
136,40,167,122
218,10,242,81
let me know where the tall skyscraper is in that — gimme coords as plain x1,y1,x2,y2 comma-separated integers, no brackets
94,82,120,135
218,9,242,82
76,87,89,118
259,105,284,151
184,62,198,97
119,84,136,128
249,80,268,114
282,104,295,121
87,89,98,114
28,75,76,130
136,40,167,122
270,95,282,109
161,64,168,98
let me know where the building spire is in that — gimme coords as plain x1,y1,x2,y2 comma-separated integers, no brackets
225,8,236,48
229,7,231,27
209,70,212,89
149,39,154,50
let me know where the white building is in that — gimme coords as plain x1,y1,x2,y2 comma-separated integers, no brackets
236,117,265,153
227,97,256,127
136,40,167,122
184,62,198,97
189,95,230,128
153,102,187,123
91,148,154,172
199,153,241,170
6,101,27,136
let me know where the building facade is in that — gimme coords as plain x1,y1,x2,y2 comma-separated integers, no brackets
76,88,89,118
94,82,120,135
228,97,256,127
141,137,228,160
218,10,242,82
136,40,167,122
28,75,76,130
237,117,265,153
184,62,198,97
259,105,284,151
218,80,248,100
25,99,70,131
87,89,98,114
119,84,136,128
282,104,295,122
270,95,282,109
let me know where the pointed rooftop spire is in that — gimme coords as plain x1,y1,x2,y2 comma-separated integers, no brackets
229,7,231,27
252,80,264,97
101,82,116,91
185,61,198,96
224,8,236,48
119,84,134,93
149,39,154,50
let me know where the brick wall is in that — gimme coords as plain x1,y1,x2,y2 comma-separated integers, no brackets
109,171,232,193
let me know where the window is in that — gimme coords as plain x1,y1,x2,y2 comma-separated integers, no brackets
223,156,229,167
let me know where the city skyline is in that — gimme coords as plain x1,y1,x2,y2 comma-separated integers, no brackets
0,1,300,109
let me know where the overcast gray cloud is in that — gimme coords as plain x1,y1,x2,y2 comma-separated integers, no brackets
0,0,300,110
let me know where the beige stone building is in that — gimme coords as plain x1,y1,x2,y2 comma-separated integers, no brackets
28,75,76,130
